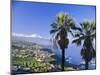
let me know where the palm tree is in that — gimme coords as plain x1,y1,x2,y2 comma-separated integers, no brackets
72,21,96,70
50,12,76,71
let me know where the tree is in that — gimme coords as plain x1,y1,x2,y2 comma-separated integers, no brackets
50,12,76,71
72,21,96,70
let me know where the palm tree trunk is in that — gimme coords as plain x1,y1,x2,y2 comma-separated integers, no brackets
61,48,65,71
85,60,89,70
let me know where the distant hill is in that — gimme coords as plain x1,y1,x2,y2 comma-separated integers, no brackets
12,35,52,47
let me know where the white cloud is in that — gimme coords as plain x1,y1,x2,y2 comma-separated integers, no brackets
12,33,26,37
26,34,42,38
12,33,43,38
12,33,50,39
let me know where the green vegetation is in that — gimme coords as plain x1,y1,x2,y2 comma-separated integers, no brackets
50,12,96,71
12,57,54,72
12,40,56,73
50,12,76,71
72,21,96,69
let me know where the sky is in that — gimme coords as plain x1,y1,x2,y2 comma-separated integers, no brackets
12,1,96,39
12,1,96,65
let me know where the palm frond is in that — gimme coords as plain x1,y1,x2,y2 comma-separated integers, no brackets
51,23,58,29
50,29,58,34
71,26,82,32
72,38,82,45
72,36,85,45
55,32,60,40
69,30,74,37
90,32,96,39
56,12,65,26
50,33,59,49
74,34,80,37
80,21,94,32
74,32,84,37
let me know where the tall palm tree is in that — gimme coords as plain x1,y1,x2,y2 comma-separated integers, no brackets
50,12,76,71
72,21,96,70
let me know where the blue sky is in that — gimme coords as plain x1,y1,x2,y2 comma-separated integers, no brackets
12,1,96,39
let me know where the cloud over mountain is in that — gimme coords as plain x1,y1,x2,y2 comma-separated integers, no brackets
12,33,51,46
12,33,46,39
